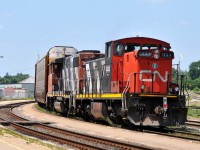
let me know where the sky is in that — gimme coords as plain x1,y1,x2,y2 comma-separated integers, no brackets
0,0,199,77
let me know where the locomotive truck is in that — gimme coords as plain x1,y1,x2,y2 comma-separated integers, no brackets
35,37,187,126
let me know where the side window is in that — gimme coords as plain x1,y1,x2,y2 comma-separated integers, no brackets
114,43,124,56
105,42,112,57
163,46,170,51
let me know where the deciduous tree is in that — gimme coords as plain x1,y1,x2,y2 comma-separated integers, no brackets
189,60,200,80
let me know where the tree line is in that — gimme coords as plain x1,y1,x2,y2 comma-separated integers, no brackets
173,60,200,92
0,73,29,84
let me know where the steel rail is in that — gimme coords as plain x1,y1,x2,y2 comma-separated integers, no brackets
1,101,155,150
189,93,200,100
2,101,200,149
4,121,102,150
9,102,200,143
0,103,108,150
185,120,200,128
138,128,200,142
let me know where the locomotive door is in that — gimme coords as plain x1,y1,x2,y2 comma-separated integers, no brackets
102,42,112,93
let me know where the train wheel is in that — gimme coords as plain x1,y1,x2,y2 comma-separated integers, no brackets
38,102,45,108
46,97,54,111
159,126,165,129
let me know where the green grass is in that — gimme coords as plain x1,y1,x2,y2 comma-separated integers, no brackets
0,127,64,150
188,108,200,118
35,104,61,116
187,102,200,119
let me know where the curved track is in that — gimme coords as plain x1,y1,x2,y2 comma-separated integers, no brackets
1,101,200,149
0,101,154,150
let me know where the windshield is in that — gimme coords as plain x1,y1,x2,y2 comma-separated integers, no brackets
124,43,141,53
114,42,124,56
142,44,158,50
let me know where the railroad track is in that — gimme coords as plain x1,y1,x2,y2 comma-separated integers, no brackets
186,93,200,109
185,120,200,128
0,101,154,150
132,126,200,142
186,106,200,109
1,101,200,149
189,93,200,100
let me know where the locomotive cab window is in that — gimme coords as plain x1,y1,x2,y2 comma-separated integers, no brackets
142,44,158,50
114,42,124,56
125,43,141,53
163,46,170,51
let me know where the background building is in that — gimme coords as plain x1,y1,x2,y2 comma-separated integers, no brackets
0,76,34,99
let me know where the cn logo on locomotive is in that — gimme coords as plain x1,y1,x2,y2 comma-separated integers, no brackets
139,70,168,82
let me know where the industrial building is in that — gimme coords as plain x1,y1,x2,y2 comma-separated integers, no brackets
0,76,34,99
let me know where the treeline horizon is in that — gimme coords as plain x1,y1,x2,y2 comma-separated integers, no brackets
172,60,200,91
0,73,29,84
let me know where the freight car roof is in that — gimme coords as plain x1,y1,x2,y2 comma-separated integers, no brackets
76,50,101,54
47,46,78,54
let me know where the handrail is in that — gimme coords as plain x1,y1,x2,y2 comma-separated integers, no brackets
152,73,154,93
122,72,134,110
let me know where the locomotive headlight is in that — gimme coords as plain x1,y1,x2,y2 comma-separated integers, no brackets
141,84,145,90
154,54,159,59
169,87,173,93
175,86,179,92
168,83,179,94
154,49,159,54
174,86,179,95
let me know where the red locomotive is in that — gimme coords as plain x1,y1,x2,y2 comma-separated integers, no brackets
35,37,187,126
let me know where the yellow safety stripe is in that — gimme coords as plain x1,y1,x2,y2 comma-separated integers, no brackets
47,93,70,98
139,94,177,98
76,93,122,99
47,93,177,99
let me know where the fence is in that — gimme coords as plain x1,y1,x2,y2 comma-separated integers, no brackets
0,90,34,100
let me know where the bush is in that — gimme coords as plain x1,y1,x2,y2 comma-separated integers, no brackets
193,87,200,92
189,77,200,90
